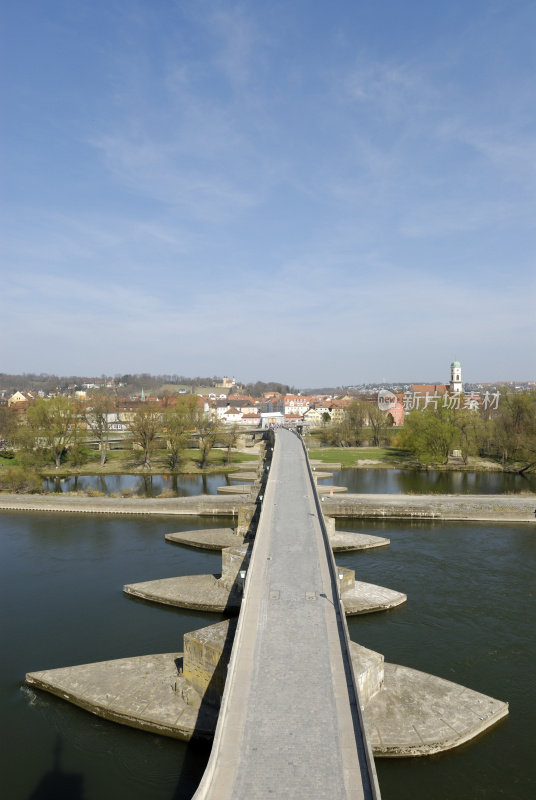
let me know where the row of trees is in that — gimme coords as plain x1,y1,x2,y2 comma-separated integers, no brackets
0,372,226,394
398,391,536,471
317,399,394,448
313,391,536,472
0,393,240,472
240,381,297,398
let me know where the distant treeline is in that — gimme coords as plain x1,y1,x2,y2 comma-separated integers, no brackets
0,372,224,394
0,373,298,398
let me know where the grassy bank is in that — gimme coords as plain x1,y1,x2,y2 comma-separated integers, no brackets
306,445,506,471
0,447,258,479
307,446,412,467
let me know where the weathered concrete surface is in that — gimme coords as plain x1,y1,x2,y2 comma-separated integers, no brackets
165,526,389,553
232,462,260,471
219,545,251,588
0,493,245,516
2,490,533,520
331,531,390,552
183,619,237,707
228,472,257,481
25,653,217,741
124,566,405,616
364,663,508,757
343,581,406,615
123,574,242,613
317,484,348,494
124,543,251,611
322,515,390,552
180,505,258,545
322,493,536,522
333,566,406,615
165,528,245,550
350,642,384,705
216,485,253,495
26,632,507,756
310,460,342,471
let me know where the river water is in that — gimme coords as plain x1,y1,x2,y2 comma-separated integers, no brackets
42,472,246,496
43,468,536,496
1,512,534,799
318,468,536,494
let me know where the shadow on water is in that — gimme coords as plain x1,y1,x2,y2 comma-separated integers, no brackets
171,433,271,800
27,736,85,800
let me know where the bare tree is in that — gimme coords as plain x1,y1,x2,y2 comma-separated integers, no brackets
367,404,388,447
26,396,78,469
128,404,162,469
492,390,536,473
84,391,116,467
0,406,17,446
163,395,198,470
223,424,241,465
196,413,221,469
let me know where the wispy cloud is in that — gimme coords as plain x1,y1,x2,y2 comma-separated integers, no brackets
3,0,535,382
4,258,533,383
208,5,261,89
344,58,434,119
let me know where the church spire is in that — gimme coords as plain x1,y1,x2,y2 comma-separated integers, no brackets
450,360,462,394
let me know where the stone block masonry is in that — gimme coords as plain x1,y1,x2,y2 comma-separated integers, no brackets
184,619,237,708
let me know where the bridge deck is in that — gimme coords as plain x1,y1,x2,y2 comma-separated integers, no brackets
194,428,379,799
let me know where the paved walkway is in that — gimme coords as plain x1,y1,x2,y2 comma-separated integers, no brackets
194,429,379,800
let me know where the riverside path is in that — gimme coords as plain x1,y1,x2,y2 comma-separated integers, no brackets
193,428,380,800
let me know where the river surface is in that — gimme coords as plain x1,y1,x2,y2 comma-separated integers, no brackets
42,467,536,496
42,472,248,496
1,512,534,799
319,468,536,494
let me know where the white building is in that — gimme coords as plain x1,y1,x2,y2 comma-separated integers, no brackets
259,412,285,428
450,360,463,394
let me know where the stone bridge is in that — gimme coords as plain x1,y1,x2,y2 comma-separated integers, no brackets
24,429,510,798
193,427,380,799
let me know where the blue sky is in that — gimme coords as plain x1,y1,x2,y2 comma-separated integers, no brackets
2,0,535,386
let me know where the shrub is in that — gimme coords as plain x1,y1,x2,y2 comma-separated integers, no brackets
0,467,42,493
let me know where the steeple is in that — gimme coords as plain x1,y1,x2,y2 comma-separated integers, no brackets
450,360,462,394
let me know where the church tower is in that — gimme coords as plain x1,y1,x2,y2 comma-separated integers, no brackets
450,360,462,394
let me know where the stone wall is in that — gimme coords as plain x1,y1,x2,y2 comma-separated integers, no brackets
220,544,252,591
183,619,237,708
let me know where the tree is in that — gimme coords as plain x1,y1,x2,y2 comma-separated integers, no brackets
223,424,240,465
66,421,91,467
318,422,342,446
25,396,78,468
338,400,368,446
492,390,536,473
0,406,17,445
163,395,198,470
128,404,162,469
196,413,221,469
453,408,486,464
84,391,116,467
397,406,458,465
0,466,42,493
366,404,388,447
